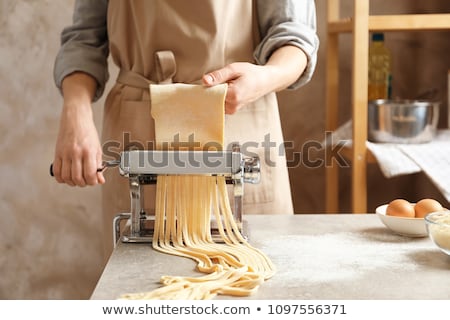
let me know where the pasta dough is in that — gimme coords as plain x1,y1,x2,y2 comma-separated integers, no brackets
120,83,275,300
150,83,226,150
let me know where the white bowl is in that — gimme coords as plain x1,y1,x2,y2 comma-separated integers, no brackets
375,204,427,237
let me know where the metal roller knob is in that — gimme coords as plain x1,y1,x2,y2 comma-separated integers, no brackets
243,156,260,184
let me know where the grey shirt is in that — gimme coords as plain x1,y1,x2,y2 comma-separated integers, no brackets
54,0,319,101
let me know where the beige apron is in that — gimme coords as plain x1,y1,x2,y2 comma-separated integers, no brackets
101,0,293,260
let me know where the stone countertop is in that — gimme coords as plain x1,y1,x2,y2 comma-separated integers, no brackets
91,214,450,300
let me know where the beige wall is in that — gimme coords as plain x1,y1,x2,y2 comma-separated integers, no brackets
0,0,449,299
0,0,104,299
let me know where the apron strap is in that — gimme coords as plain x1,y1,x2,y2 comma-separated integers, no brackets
116,70,151,89
155,51,176,84
116,51,177,88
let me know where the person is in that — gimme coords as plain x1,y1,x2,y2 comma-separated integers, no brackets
52,0,319,262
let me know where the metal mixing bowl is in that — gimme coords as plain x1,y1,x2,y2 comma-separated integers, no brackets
368,100,440,143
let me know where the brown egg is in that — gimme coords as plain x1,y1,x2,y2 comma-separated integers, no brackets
386,199,415,218
414,198,443,218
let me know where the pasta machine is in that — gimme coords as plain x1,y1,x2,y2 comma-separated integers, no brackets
113,144,260,246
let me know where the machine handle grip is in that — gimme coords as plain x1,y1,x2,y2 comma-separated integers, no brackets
49,160,119,177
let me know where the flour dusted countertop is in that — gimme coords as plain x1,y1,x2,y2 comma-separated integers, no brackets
91,214,450,300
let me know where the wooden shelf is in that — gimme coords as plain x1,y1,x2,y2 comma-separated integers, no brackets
329,14,450,33
325,1,450,213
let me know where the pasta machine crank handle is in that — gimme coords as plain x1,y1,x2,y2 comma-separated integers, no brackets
49,160,120,177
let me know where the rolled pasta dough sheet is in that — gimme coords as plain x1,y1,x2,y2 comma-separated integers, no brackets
150,83,227,150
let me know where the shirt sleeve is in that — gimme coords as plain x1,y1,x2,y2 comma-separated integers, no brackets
53,0,109,101
254,0,319,89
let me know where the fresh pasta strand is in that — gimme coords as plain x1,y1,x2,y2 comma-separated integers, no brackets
120,175,275,300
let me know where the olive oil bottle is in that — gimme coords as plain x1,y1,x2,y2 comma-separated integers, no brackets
368,33,392,100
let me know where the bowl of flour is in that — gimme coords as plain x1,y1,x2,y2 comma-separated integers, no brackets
425,210,450,256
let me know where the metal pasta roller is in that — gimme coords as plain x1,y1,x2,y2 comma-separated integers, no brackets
113,144,260,246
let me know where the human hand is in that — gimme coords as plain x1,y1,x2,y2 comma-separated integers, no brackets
52,103,105,187
202,46,308,114
202,62,273,114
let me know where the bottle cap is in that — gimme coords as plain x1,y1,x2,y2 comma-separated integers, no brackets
372,33,384,42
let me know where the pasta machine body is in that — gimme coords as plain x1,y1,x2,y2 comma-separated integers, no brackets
113,144,260,246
